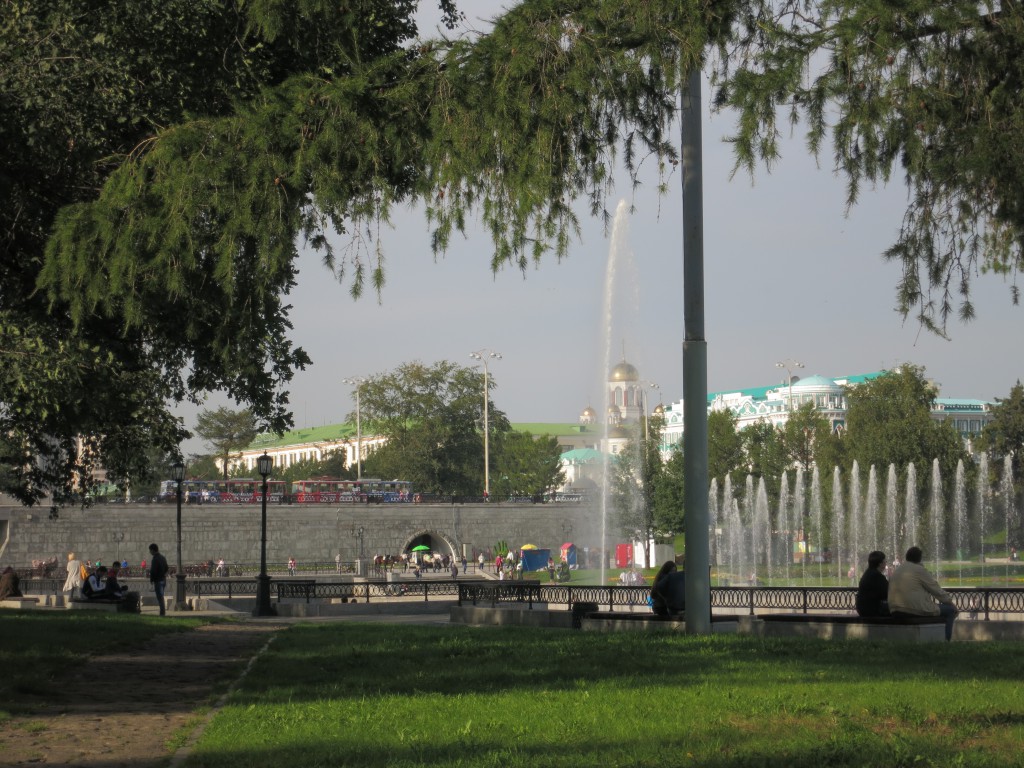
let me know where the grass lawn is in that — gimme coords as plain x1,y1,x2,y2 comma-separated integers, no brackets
186,623,1024,768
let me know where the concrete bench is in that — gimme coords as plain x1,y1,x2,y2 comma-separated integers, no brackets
69,599,122,612
757,613,946,642
69,593,140,613
0,597,40,609
581,611,740,634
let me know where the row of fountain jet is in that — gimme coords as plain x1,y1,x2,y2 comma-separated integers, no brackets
710,453,1018,586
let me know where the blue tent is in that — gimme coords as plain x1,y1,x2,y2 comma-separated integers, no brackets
520,547,551,572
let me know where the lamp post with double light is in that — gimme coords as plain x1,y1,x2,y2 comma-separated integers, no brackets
170,461,189,609
776,359,804,414
342,377,366,480
469,349,501,499
253,452,276,616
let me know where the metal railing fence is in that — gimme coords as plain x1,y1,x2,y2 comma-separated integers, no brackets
13,579,1024,621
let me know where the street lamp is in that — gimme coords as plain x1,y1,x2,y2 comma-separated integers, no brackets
170,460,188,610
253,451,276,616
776,359,804,413
353,526,364,559
342,377,366,480
641,381,660,443
469,349,501,499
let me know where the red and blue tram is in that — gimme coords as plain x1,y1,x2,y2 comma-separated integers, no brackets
290,478,413,503
159,479,287,503
160,478,413,503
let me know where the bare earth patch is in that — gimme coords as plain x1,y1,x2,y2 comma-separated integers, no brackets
0,621,280,767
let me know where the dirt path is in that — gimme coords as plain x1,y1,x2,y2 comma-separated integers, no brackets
0,621,281,768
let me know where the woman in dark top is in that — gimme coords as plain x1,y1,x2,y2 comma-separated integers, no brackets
650,560,677,617
855,550,890,617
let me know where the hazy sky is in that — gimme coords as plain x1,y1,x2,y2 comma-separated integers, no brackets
179,2,1022,454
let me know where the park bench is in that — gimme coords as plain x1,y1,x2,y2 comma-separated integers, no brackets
757,613,946,642
578,608,740,633
69,592,141,613
276,580,317,603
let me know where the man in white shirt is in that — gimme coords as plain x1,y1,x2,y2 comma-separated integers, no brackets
888,546,958,641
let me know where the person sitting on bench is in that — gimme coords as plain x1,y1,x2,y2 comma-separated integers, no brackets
102,568,127,599
650,560,685,617
855,550,890,617
81,566,122,600
0,566,23,600
889,546,958,641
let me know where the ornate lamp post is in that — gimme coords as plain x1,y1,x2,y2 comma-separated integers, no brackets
342,377,366,480
253,452,276,616
170,461,188,609
353,525,365,560
469,349,501,499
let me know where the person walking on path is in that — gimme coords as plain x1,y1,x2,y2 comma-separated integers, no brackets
148,543,169,616
889,545,958,640
63,551,85,599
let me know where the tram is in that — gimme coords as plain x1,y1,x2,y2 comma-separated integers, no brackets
290,478,413,503
158,479,287,503
159,477,413,503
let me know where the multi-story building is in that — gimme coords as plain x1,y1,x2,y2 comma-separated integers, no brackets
228,364,994,488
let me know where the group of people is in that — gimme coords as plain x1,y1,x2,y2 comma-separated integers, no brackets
60,544,170,614
855,545,959,640
642,545,959,637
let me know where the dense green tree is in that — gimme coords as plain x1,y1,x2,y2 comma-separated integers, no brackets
740,420,788,498
490,431,566,499
194,407,259,481
357,361,508,495
653,445,686,535
1,0,459,504
843,365,969,493
184,454,221,482
813,423,847,479
17,0,1024,506
707,409,744,487
981,381,1024,482
783,402,832,474
610,416,666,563
252,450,350,487
715,0,1024,330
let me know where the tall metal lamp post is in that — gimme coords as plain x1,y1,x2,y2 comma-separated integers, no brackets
342,377,366,480
641,381,660,443
469,349,501,499
254,452,276,616
170,460,188,609
776,359,804,414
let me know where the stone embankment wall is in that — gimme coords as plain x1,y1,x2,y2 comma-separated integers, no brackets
0,501,599,567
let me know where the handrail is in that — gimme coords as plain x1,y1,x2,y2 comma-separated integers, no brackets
14,578,1024,620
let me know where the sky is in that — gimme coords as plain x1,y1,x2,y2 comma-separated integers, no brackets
178,2,1023,455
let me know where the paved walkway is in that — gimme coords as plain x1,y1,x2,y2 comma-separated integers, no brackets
0,603,454,767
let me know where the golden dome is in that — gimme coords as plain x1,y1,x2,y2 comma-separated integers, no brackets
610,361,639,382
